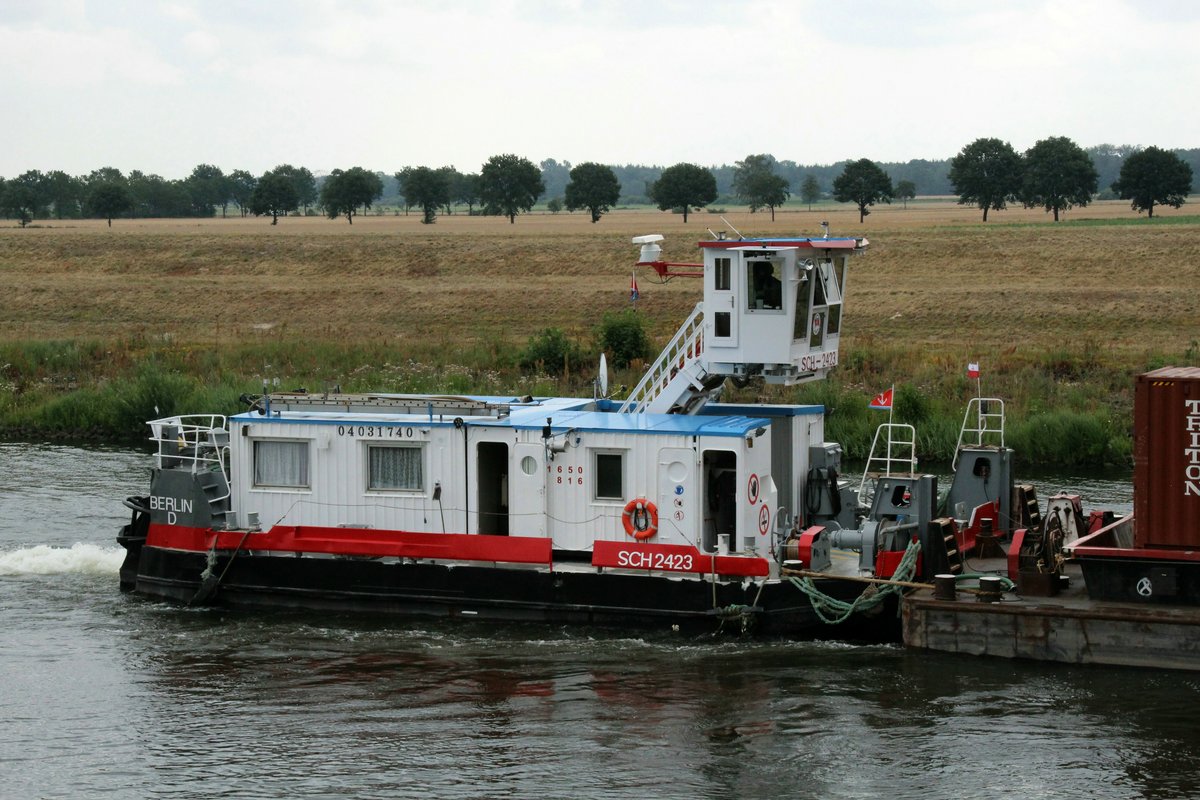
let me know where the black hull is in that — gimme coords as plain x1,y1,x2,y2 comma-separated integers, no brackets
1076,554,1200,605
128,545,898,639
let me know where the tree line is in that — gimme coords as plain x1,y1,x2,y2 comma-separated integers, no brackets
949,137,1193,221
2,140,1196,227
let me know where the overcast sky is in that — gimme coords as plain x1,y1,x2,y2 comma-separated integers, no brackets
2,0,1198,179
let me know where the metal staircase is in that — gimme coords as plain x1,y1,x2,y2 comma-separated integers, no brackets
619,303,717,415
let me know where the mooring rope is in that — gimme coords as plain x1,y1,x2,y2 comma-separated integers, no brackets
788,538,923,625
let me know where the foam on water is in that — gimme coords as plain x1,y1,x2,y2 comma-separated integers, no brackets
0,543,125,576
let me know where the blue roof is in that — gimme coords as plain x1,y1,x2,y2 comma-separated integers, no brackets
231,394,801,438
496,406,768,438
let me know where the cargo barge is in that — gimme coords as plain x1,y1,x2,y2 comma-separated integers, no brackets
903,367,1200,671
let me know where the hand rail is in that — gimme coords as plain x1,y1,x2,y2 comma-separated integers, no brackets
952,398,1005,470
619,303,705,414
147,415,231,503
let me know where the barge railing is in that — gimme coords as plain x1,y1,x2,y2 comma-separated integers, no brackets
148,415,231,503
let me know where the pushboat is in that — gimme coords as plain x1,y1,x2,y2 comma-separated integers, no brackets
116,228,1200,638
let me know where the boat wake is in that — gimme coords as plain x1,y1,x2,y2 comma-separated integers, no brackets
0,543,125,576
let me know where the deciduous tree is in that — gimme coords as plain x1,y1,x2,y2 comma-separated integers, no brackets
44,170,83,219
948,138,1023,221
321,167,383,224
1112,146,1193,218
832,159,893,223
1,178,39,227
565,162,621,223
480,154,544,223
733,154,790,220
457,173,482,215
128,171,191,218
395,166,450,224
1021,136,1098,222
228,170,257,217
85,167,126,187
185,163,227,217
88,182,133,226
800,174,821,211
248,170,299,224
648,163,717,223
895,180,917,209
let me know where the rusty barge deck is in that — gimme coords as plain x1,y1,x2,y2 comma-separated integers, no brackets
901,562,1200,671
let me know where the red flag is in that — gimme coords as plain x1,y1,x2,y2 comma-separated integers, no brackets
630,269,640,302
967,362,980,379
869,387,893,410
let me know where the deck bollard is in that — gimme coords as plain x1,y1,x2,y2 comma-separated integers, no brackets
976,575,1005,602
933,574,957,601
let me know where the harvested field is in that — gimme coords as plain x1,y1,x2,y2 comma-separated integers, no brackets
1,201,1197,360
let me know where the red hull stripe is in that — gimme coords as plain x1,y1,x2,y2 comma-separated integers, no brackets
591,540,769,577
147,523,553,565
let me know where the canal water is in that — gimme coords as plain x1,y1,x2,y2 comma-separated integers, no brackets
2,442,1198,800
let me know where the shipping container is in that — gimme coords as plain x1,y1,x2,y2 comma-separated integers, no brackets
1134,367,1200,549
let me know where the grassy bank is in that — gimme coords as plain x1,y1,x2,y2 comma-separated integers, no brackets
3,334,1189,467
2,202,1197,465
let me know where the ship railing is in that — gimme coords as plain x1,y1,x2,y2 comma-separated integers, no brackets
857,422,918,507
619,302,705,414
148,415,231,502
952,397,1005,470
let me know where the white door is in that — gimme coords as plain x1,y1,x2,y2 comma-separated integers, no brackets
657,447,697,545
510,443,546,536
707,254,739,348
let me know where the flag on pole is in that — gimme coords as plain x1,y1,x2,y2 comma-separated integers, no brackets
630,269,640,302
869,387,893,410
967,362,980,379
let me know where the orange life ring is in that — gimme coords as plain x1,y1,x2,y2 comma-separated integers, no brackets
622,498,659,541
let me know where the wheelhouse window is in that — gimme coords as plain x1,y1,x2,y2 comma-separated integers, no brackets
594,451,624,501
368,445,424,491
817,258,843,336
253,440,310,489
746,259,783,311
793,262,813,341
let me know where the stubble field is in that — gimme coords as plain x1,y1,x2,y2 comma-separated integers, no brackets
2,200,1195,352
1,199,1197,462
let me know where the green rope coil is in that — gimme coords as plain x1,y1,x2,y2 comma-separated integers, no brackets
788,538,923,625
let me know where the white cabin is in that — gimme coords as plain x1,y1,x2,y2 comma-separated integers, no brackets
219,394,830,574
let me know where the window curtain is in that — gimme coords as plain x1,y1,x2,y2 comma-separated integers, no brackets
369,446,422,490
254,440,309,487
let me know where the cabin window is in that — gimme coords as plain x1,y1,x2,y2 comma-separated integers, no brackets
812,261,828,306
594,451,624,501
714,257,731,291
253,440,310,489
714,311,731,338
818,258,842,306
827,304,842,335
746,260,782,311
368,445,424,491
